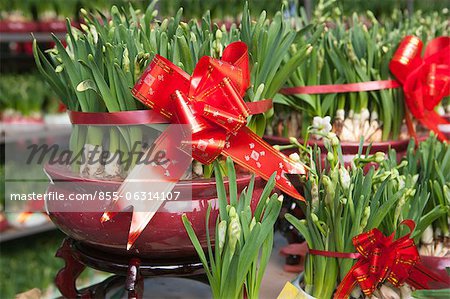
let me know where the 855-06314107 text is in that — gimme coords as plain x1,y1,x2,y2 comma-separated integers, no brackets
9,191,181,202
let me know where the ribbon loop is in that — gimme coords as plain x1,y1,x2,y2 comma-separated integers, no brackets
132,42,305,200
333,220,449,299
390,35,450,141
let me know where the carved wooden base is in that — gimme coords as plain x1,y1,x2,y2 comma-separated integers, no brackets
55,238,90,298
55,238,207,298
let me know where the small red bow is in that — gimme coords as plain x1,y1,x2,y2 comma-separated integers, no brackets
335,220,449,298
390,36,450,141
132,42,305,200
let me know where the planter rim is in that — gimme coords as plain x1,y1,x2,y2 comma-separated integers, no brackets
265,134,411,148
44,163,255,188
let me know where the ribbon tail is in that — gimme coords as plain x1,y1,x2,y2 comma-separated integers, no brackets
223,127,305,200
418,110,450,141
333,260,365,299
407,262,450,290
101,124,193,249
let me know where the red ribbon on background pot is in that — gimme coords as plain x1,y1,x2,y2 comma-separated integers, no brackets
330,220,449,299
280,35,450,141
389,36,450,141
132,41,306,200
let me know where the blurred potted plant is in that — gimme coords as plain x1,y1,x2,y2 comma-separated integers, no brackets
0,74,46,125
36,0,78,32
0,0,37,33
267,0,449,162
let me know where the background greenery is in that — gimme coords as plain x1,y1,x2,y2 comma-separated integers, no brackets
0,230,110,298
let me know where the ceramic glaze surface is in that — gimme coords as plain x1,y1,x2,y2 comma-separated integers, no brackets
45,164,264,258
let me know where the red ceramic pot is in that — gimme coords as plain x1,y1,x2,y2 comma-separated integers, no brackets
264,135,411,166
45,164,265,259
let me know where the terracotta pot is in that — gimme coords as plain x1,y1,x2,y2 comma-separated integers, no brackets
45,164,265,259
264,135,411,166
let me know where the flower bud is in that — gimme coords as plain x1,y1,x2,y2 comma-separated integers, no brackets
311,181,319,210
190,32,197,43
249,217,256,231
161,19,168,31
311,213,319,223
80,23,89,33
180,22,188,31
228,217,241,252
290,44,298,54
326,132,339,147
289,153,300,162
215,29,223,40
228,206,237,218
360,206,370,231
289,137,301,146
444,185,450,201
374,152,385,163
398,160,408,168
327,152,334,163
322,175,334,205
339,168,351,191
122,48,130,73
398,175,405,190
392,168,399,179
277,194,284,203
218,220,227,254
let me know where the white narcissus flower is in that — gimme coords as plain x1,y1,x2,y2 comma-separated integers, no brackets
311,116,332,139
339,167,351,192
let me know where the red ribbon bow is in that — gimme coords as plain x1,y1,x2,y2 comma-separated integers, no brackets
334,220,449,298
390,36,450,141
132,42,305,200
